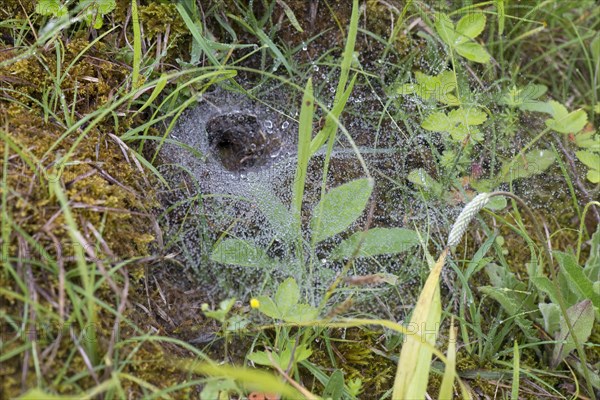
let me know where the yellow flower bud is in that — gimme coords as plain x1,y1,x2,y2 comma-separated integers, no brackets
250,298,260,309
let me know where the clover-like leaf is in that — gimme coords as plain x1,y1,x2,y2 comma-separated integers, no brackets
435,12,490,64
455,13,487,43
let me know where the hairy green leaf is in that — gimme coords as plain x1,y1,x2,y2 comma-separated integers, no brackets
331,228,419,259
310,178,373,243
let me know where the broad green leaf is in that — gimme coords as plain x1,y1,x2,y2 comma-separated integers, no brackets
575,150,600,170
323,370,345,400
310,178,373,243
275,277,300,315
552,300,595,367
499,149,556,182
249,185,294,241
285,303,319,323
331,228,419,259
256,296,280,319
545,101,588,134
456,13,486,42
455,42,491,63
211,238,275,268
555,251,598,309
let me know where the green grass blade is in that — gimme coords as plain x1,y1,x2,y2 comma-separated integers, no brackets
309,0,359,155
131,0,142,91
512,340,520,399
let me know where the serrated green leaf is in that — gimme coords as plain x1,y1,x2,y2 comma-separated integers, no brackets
422,112,452,131
275,277,300,315
449,107,487,126
552,300,595,367
211,238,275,268
256,296,280,319
331,228,419,259
455,42,491,63
456,13,486,42
310,178,373,243
575,150,600,171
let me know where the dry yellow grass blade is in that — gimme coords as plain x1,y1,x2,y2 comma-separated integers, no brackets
392,248,447,399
